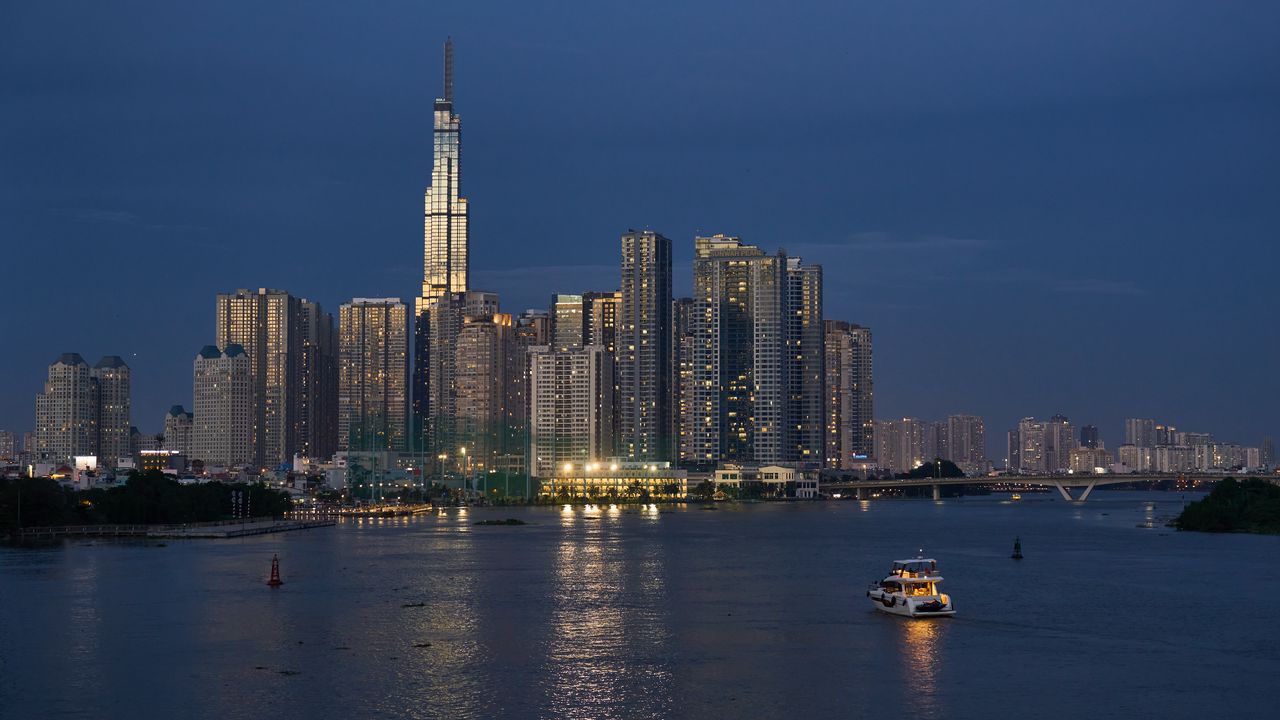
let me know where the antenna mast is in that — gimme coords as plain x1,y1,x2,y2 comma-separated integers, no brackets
443,37,454,103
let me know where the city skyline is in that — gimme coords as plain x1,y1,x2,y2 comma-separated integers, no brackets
3,3,1278,457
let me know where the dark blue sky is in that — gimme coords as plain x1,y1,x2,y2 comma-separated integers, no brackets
3,1,1277,456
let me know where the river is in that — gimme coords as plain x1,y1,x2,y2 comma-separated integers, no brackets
1,491,1274,719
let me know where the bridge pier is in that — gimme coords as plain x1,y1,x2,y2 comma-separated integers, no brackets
856,487,868,501
932,484,941,501
1052,480,1099,502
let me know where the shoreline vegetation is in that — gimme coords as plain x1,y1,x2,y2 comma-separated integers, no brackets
1,470,293,540
1174,478,1280,534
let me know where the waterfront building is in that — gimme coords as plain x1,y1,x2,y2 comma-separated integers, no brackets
1044,414,1076,473
35,354,97,464
163,406,193,457
296,299,338,461
1263,437,1275,469
1069,446,1114,473
425,290,500,460
454,313,517,472
1080,424,1099,449
1154,445,1197,473
945,414,986,474
785,257,824,464
690,235,823,467
712,463,819,499
823,321,875,468
338,299,409,453
191,345,253,467
673,297,696,466
541,460,686,501
91,356,131,465
216,288,336,467
1117,444,1153,472
413,38,469,452
874,418,927,475
619,229,673,463
550,294,584,352
1125,418,1157,447
528,345,614,478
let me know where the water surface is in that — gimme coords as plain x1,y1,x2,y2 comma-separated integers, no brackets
1,492,1273,719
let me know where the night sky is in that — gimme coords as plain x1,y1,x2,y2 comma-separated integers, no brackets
3,1,1277,456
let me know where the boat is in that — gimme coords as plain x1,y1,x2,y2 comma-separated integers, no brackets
866,556,955,618
1010,493,1022,501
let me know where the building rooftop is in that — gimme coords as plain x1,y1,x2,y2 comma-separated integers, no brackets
52,353,87,366
94,355,128,369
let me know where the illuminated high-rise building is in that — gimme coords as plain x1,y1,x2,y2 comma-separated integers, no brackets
426,291,500,458
338,299,409,452
824,321,874,468
454,312,517,471
785,258,824,463
619,230,673,463
550,294,584,352
690,235,822,466
35,353,97,464
191,345,253,467
413,38,469,451
216,288,335,467
90,356,131,465
528,345,614,478
163,405,193,457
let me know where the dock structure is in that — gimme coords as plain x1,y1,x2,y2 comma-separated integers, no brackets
13,518,335,542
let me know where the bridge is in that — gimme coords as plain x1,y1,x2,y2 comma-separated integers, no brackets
820,474,1215,502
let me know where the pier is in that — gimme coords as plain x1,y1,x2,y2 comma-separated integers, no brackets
14,518,335,541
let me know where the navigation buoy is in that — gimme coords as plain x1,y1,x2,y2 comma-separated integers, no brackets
1011,537,1023,560
268,553,283,587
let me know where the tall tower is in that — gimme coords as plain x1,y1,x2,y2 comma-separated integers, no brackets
191,345,253,467
91,356,131,465
414,38,470,451
619,230,673,463
34,353,97,464
338,299,409,453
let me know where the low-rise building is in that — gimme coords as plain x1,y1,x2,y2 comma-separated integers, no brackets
540,460,687,501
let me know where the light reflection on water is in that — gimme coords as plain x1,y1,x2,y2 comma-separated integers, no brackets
545,508,672,719
900,619,947,717
5,492,1278,720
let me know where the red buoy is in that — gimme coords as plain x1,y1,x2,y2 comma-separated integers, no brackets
267,554,283,587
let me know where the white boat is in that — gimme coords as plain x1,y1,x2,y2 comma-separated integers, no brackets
867,557,955,618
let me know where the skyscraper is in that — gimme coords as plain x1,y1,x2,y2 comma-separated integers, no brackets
1080,424,1099,449
785,257,824,464
191,345,253,467
163,405,193,457
673,297,696,465
338,299,409,452
550,294,584,352
619,230,673,463
91,356,131,465
874,418,926,475
216,288,335,467
1125,418,1157,447
824,321,874,468
528,345,614,478
35,354,97,464
414,38,470,452
297,300,338,460
454,312,516,472
944,414,986,473
690,235,822,466
427,291,500,458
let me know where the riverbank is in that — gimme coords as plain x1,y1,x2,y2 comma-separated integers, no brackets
1175,477,1280,534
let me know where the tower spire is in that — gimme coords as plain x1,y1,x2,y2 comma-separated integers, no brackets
443,37,454,103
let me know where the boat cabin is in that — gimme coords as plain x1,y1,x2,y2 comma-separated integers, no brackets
890,559,938,579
